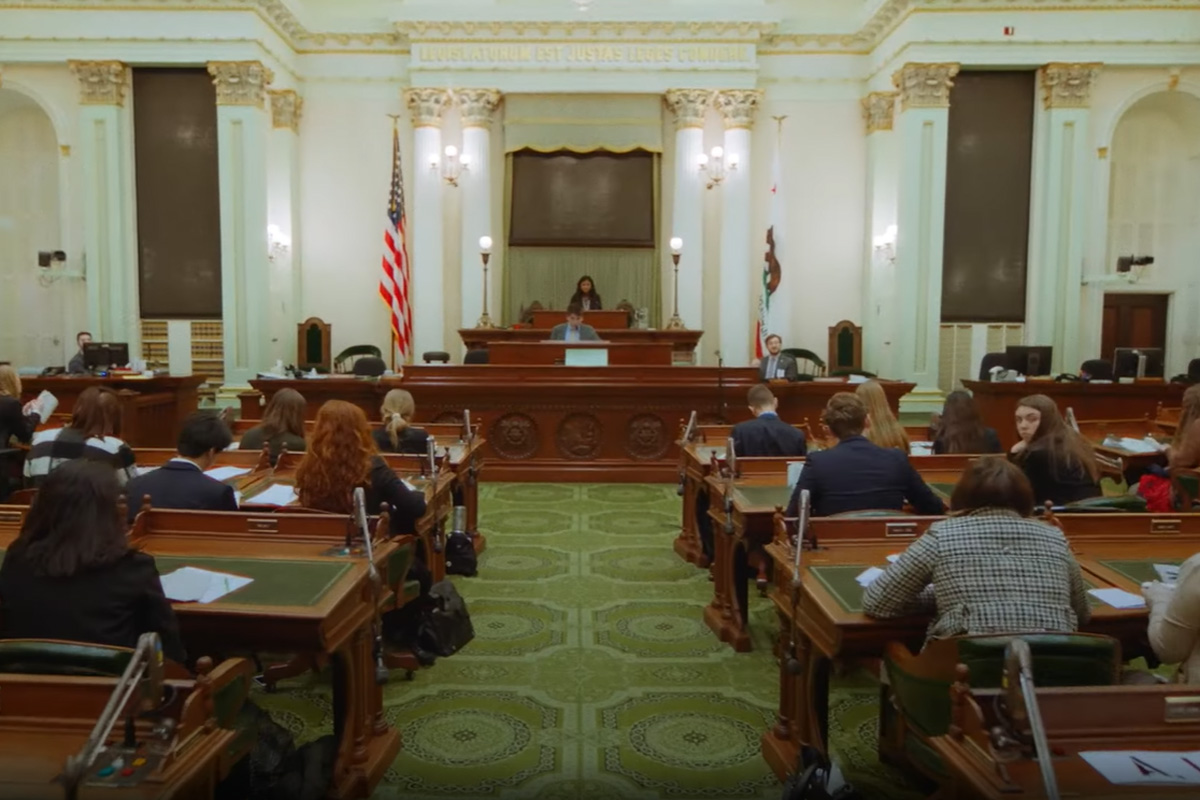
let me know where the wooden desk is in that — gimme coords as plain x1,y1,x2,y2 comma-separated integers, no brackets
758,513,1200,782
963,380,1185,450
487,341,675,366
244,374,913,482
528,309,629,329
1076,417,1169,473
22,375,205,448
459,327,703,361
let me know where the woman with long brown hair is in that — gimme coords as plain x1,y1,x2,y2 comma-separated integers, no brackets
1009,393,1101,506
0,364,41,448
856,380,909,452
932,390,1001,454
294,400,426,535
239,388,307,465
1168,385,1200,469
373,389,431,455
24,386,137,486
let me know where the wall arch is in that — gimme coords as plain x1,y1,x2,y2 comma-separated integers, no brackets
1098,79,1200,150
0,77,69,146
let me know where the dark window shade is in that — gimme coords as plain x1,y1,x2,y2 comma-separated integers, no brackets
509,149,654,247
941,71,1035,323
133,68,222,318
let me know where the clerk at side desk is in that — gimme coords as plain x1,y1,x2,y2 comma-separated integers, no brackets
549,303,601,342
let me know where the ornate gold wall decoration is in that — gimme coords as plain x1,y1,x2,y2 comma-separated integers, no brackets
457,89,503,128
893,62,960,110
715,89,762,129
69,60,129,106
207,61,274,107
664,89,712,130
404,88,452,128
1040,62,1102,108
268,89,302,131
862,91,899,132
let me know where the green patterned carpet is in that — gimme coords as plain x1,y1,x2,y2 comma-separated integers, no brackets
254,483,921,799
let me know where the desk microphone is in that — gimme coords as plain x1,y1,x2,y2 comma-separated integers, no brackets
786,490,810,676
715,349,727,423
353,487,389,686
1003,639,1058,800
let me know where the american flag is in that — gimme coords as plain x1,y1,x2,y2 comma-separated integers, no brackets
379,124,412,362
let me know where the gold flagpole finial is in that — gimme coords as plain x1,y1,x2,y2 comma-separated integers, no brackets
772,115,787,143
387,113,401,130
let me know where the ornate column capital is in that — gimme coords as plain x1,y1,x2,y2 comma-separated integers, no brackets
1040,63,1102,109
715,89,762,130
892,63,960,111
664,89,713,130
268,89,303,132
457,89,502,129
207,61,274,108
405,88,452,128
862,91,898,133
69,61,130,106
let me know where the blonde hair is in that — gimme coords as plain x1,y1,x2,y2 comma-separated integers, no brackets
0,365,20,398
380,389,416,451
856,380,909,451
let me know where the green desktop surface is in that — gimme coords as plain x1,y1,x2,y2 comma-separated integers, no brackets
1096,558,1182,586
731,484,793,510
152,555,352,607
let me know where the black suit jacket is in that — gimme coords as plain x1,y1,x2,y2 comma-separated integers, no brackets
0,549,186,663
366,457,427,535
125,460,238,522
731,414,807,458
372,426,432,456
0,395,39,447
1011,448,1102,506
785,435,945,518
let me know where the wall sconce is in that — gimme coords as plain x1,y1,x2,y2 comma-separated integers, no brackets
873,224,897,264
268,224,291,262
431,144,470,187
697,146,737,190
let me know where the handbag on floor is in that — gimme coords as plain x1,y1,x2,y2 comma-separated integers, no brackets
444,530,478,576
418,579,475,657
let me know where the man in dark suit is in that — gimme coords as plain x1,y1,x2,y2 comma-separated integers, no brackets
756,334,798,382
731,385,807,457
549,303,601,342
786,392,944,518
67,330,92,374
125,412,238,522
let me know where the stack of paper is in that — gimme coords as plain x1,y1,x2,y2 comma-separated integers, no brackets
1088,588,1146,609
1154,564,1180,584
1103,436,1163,454
909,442,934,456
247,483,298,506
856,567,885,587
24,390,58,421
160,567,253,604
204,465,253,482
1081,751,1200,785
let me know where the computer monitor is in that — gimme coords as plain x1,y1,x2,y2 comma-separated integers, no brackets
563,348,608,367
1113,347,1164,379
82,342,130,371
1005,345,1053,377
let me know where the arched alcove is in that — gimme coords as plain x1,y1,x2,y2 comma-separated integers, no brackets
0,87,65,366
1106,90,1200,372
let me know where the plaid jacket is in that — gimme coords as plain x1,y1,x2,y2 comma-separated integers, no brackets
24,427,138,486
862,508,1091,641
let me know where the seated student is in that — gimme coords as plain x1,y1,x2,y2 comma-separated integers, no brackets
549,303,600,342
1009,394,1101,506
0,364,41,447
124,412,238,522
862,458,1090,641
785,393,944,518
1143,552,1200,684
0,460,186,663
1167,385,1200,469
731,385,807,458
239,388,307,466
755,334,798,382
856,380,909,452
373,389,431,455
25,386,137,487
570,275,602,311
932,389,1001,454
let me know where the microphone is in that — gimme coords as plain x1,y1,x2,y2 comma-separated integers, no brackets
1003,639,1059,800
715,350,727,423
426,437,437,477
353,487,388,685
785,489,810,676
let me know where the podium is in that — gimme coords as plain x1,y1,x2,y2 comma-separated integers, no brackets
486,341,674,366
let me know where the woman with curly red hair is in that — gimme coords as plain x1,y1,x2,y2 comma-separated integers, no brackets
295,400,426,535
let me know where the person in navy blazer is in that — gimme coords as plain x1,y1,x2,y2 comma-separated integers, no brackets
786,392,944,518
125,412,238,522
731,385,807,458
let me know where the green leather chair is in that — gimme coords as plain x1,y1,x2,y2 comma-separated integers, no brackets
1063,493,1147,513
0,638,141,677
880,633,1121,781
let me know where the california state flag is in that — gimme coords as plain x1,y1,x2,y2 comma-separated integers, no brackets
756,147,789,358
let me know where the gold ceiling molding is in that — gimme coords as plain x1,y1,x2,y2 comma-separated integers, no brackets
69,59,129,105
394,20,777,41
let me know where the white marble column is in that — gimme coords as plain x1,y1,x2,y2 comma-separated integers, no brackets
208,61,273,386
404,89,451,358
861,91,900,379
664,89,710,336
70,60,139,352
1026,63,1101,373
457,89,502,329
267,89,302,367
715,90,760,365
892,63,958,411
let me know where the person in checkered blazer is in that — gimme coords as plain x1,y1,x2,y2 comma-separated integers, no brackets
862,457,1090,642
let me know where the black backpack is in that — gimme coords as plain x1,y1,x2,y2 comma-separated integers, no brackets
444,530,478,576
418,580,475,657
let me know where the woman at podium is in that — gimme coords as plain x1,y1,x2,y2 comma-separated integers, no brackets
569,275,602,311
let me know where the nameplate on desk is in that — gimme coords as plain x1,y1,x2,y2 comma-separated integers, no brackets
884,522,918,538
1151,518,1182,535
564,348,609,367
1165,696,1200,723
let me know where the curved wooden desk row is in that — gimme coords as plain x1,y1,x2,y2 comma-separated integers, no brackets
242,373,913,482
458,328,704,362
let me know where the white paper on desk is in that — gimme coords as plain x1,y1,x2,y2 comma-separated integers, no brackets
886,554,901,564
204,465,253,482
160,567,252,604
909,442,934,456
1104,436,1162,454
247,483,298,506
1080,751,1200,785
856,567,885,587
786,462,804,489
1088,588,1147,609
1155,563,1181,584
401,479,418,491
134,465,159,477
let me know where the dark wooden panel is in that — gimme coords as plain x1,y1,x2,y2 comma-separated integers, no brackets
1101,293,1169,361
